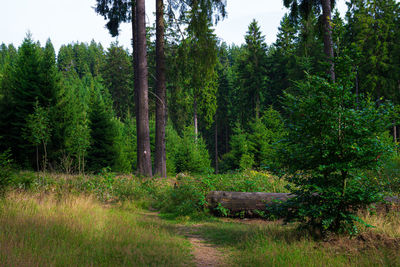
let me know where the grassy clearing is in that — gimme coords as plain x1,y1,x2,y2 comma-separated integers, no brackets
0,191,192,267
196,218,400,267
1,171,400,267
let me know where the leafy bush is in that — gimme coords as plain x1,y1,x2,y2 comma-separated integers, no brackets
276,74,393,236
159,171,288,217
369,153,400,196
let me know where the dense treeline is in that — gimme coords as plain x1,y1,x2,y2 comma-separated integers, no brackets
0,0,400,177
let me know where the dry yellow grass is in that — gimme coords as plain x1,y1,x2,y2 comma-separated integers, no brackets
0,191,192,267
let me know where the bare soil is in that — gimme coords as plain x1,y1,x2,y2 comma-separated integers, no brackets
176,224,227,267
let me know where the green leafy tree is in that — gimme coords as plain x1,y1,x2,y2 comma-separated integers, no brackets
24,101,51,172
279,74,393,235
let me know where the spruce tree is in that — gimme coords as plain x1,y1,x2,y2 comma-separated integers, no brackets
86,77,118,172
237,20,268,121
101,42,133,119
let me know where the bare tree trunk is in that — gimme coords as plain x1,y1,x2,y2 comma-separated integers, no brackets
82,154,85,177
36,145,39,174
194,95,198,139
131,1,139,170
42,140,47,173
155,0,167,177
255,95,260,119
136,0,152,176
355,68,359,106
321,0,335,83
215,116,218,174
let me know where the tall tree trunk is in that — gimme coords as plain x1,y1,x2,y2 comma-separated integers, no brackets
215,116,218,174
36,145,39,173
321,0,335,82
82,154,85,177
194,95,198,138
154,0,167,177
255,95,260,119
136,0,152,176
42,140,47,173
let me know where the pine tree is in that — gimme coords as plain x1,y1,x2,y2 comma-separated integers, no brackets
284,0,337,81
1,36,45,164
237,20,268,121
86,78,118,172
101,42,133,118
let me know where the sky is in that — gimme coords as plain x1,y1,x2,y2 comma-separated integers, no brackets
0,0,348,52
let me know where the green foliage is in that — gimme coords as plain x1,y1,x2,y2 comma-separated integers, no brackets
221,107,286,172
221,123,253,171
101,43,133,118
171,126,213,174
86,78,118,172
113,115,137,173
159,171,288,217
368,152,400,196
24,101,51,147
277,74,393,235
0,149,13,194
237,20,268,120
345,0,400,101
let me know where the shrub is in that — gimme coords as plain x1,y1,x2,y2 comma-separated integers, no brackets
158,171,288,217
277,74,393,236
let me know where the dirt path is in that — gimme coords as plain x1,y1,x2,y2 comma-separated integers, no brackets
139,211,226,267
176,224,227,267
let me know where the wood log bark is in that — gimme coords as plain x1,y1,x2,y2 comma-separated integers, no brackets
206,191,400,217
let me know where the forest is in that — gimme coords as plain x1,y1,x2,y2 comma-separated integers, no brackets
1,0,400,266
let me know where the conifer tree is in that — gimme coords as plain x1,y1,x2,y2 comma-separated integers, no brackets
284,0,337,81
237,20,268,121
101,42,133,118
86,78,118,171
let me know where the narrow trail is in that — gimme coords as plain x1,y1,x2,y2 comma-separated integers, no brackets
176,224,227,267
139,211,227,267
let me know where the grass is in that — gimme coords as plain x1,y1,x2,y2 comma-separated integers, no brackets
0,191,192,267
1,171,400,267
196,218,400,267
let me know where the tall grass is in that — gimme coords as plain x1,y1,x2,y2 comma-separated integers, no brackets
197,219,400,267
0,192,192,267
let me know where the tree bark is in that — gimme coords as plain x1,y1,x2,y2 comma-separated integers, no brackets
36,145,39,173
215,116,218,174
154,0,167,177
207,191,294,215
135,0,152,176
194,95,198,138
321,0,335,82
207,191,400,217
42,140,47,173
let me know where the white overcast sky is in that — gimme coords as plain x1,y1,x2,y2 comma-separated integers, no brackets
0,0,348,52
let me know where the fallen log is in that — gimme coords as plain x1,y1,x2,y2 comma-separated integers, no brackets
206,191,400,217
